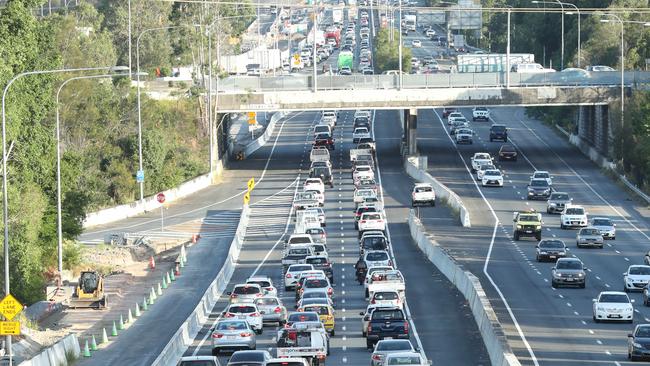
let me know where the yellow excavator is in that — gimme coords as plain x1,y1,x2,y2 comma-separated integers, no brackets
68,271,108,309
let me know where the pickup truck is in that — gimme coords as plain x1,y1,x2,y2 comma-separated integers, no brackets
470,153,493,173
282,244,315,269
366,307,409,349
310,147,330,163
411,183,435,206
353,127,371,143
472,107,490,121
367,269,405,300
293,191,320,210
276,326,328,366
350,148,373,162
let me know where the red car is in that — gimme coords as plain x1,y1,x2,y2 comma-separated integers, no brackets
442,108,457,118
313,133,335,150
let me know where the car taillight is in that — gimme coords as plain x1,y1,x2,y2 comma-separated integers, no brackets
371,299,375,304
251,312,260,317
240,332,252,337
404,321,409,333
286,273,292,278
327,288,333,295
274,306,283,313
255,293,262,297
212,333,224,338
230,294,238,298
225,312,235,318
372,354,381,360
367,324,372,332
266,287,274,291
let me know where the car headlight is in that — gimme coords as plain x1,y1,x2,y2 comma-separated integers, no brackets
633,342,644,348
559,251,566,255
539,251,548,254
535,225,541,229
553,272,562,278
516,225,522,229
544,189,550,193
577,273,584,277
549,203,557,206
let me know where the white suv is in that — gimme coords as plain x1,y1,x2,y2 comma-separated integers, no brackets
470,153,493,172
560,205,588,229
411,183,435,206
358,212,386,237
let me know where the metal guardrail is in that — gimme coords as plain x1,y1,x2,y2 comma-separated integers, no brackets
216,71,650,93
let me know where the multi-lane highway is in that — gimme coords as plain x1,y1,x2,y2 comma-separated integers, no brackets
409,106,650,365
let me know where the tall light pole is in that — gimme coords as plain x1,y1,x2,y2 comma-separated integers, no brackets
562,2,581,68
506,7,511,88
55,71,138,274
128,0,132,72
398,0,403,89
1,65,128,366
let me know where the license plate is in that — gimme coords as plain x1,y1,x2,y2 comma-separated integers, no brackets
384,337,393,340
549,256,556,259
227,335,237,339
609,314,622,318
525,230,532,233
238,315,246,319
565,278,574,281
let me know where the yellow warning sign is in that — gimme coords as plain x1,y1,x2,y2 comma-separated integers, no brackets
0,294,22,321
247,112,257,125
247,178,255,191
243,192,251,205
0,321,20,335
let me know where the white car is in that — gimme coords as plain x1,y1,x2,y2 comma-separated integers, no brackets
455,128,473,144
304,178,325,194
411,39,422,48
310,147,330,163
354,188,377,203
304,189,324,206
284,264,314,290
384,352,429,366
531,170,553,186
411,183,435,206
353,165,375,182
623,265,650,292
246,275,278,298
470,153,493,172
560,205,588,229
364,250,392,267
355,110,372,119
481,169,504,187
223,303,264,334
476,164,497,180
447,112,464,124
472,107,490,121
425,29,436,37
353,127,371,143
358,212,386,237
592,291,634,323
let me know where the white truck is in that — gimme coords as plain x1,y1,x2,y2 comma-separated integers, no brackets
295,210,322,234
310,147,330,163
366,269,406,300
276,326,328,366
472,107,490,121
411,183,436,206
350,148,373,162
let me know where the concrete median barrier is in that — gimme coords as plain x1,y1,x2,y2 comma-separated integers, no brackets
408,210,520,366
18,333,80,366
404,155,471,227
243,112,285,158
150,204,250,366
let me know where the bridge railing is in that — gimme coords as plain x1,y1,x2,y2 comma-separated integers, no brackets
216,71,650,93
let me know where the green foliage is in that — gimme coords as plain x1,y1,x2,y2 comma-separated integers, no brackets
374,28,412,73
62,240,84,270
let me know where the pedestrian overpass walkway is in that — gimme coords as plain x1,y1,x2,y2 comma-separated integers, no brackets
214,71,650,112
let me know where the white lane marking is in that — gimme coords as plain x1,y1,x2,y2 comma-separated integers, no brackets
86,113,304,235
581,320,587,325
374,110,428,360
589,330,594,334
433,109,540,366
596,340,602,345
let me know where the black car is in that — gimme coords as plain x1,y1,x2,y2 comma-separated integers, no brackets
490,124,508,142
527,178,552,200
354,117,371,130
629,324,650,361
314,132,334,150
366,307,409,348
498,144,518,161
226,350,272,366
310,166,333,188
535,239,567,262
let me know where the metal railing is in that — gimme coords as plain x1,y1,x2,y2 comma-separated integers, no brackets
215,71,650,93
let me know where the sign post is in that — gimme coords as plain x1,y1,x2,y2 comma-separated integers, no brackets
157,193,166,232
244,177,255,205
0,294,22,348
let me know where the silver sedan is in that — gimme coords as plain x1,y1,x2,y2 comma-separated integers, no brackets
576,227,604,248
254,296,287,325
210,320,256,355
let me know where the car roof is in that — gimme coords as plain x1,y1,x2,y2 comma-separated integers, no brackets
599,291,626,295
414,183,432,188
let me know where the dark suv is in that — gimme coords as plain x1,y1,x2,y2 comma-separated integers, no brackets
489,124,508,142
366,307,409,348
310,167,333,188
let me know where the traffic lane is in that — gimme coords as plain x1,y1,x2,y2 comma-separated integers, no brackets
416,108,611,365
375,109,491,365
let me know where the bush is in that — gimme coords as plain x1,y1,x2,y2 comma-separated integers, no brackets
63,240,84,270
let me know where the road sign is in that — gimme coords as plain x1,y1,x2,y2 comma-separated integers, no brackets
247,178,255,191
0,294,22,321
243,192,250,205
136,170,144,183
0,322,19,335
247,112,257,125
156,193,166,204
293,53,301,61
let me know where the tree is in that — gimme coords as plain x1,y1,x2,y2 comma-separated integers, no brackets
374,28,412,74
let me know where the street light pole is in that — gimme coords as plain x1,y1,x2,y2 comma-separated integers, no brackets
557,0,564,69
506,7,511,88
1,65,127,366
562,2,580,68
128,0,132,72
398,0,403,89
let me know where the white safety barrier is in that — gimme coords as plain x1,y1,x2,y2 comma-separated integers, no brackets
404,155,471,227
408,211,521,366
243,112,285,158
18,333,80,366
83,161,225,229
151,204,250,366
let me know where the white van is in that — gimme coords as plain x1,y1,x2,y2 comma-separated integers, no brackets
510,63,555,73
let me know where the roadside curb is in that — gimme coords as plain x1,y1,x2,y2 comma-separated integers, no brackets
408,210,520,366
404,154,471,227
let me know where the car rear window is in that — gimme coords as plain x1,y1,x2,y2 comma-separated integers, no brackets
267,363,306,366
415,186,432,193
374,292,399,300
229,305,256,313
539,240,564,248
372,309,405,321
387,356,422,365
255,297,279,306
366,252,389,261
363,237,387,249
233,286,260,295
305,279,329,288
288,313,319,322
302,291,327,299
307,257,328,264
289,265,312,272
290,237,312,244
363,213,381,220
491,125,506,132
178,361,217,366
304,306,330,315
216,321,247,330
289,248,310,255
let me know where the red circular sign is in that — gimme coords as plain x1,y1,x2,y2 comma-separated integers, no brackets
156,193,166,203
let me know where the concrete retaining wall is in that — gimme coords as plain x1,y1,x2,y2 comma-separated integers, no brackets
83,161,224,229
404,155,471,227
151,204,250,366
408,211,520,366
18,333,80,366
243,112,285,158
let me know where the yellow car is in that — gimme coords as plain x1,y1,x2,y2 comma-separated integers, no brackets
300,304,335,336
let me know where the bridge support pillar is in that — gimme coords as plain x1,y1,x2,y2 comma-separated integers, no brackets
577,105,610,157
408,108,417,155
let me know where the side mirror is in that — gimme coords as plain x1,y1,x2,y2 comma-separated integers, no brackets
221,311,226,316
226,292,232,295
536,245,539,248
614,223,617,227
632,299,636,303
592,299,597,302
583,267,588,270
624,272,627,276
360,311,365,316
415,347,420,352
629,333,634,337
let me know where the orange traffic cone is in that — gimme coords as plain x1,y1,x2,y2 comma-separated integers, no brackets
191,234,198,244
149,256,156,270
174,263,180,276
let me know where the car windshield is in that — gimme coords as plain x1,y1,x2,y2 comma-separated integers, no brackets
535,172,550,178
636,326,650,337
485,170,501,176
387,356,422,365
491,125,506,132
216,321,247,330
530,180,549,187
580,228,600,235
414,186,432,193
592,218,612,226
519,215,540,222
629,267,650,275
367,252,389,261
551,193,569,200
374,292,399,300
539,240,565,249
475,154,490,160
566,208,585,215
372,309,405,320
376,340,412,351
248,280,271,287
500,145,515,152
304,306,330,315
255,298,279,306
233,286,260,295
289,265,312,273
229,305,256,313
556,260,583,270
599,294,629,303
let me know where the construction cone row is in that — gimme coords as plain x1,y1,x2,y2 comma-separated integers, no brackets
83,340,91,357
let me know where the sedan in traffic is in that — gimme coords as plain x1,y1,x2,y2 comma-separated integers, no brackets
576,227,604,248
211,320,257,355
226,350,272,366
590,217,616,240
624,265,650,293
628,324,650,361
411,39,422,48
551,258,586,288
371,339,418,366
593,291,634,323
535,239,567,262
